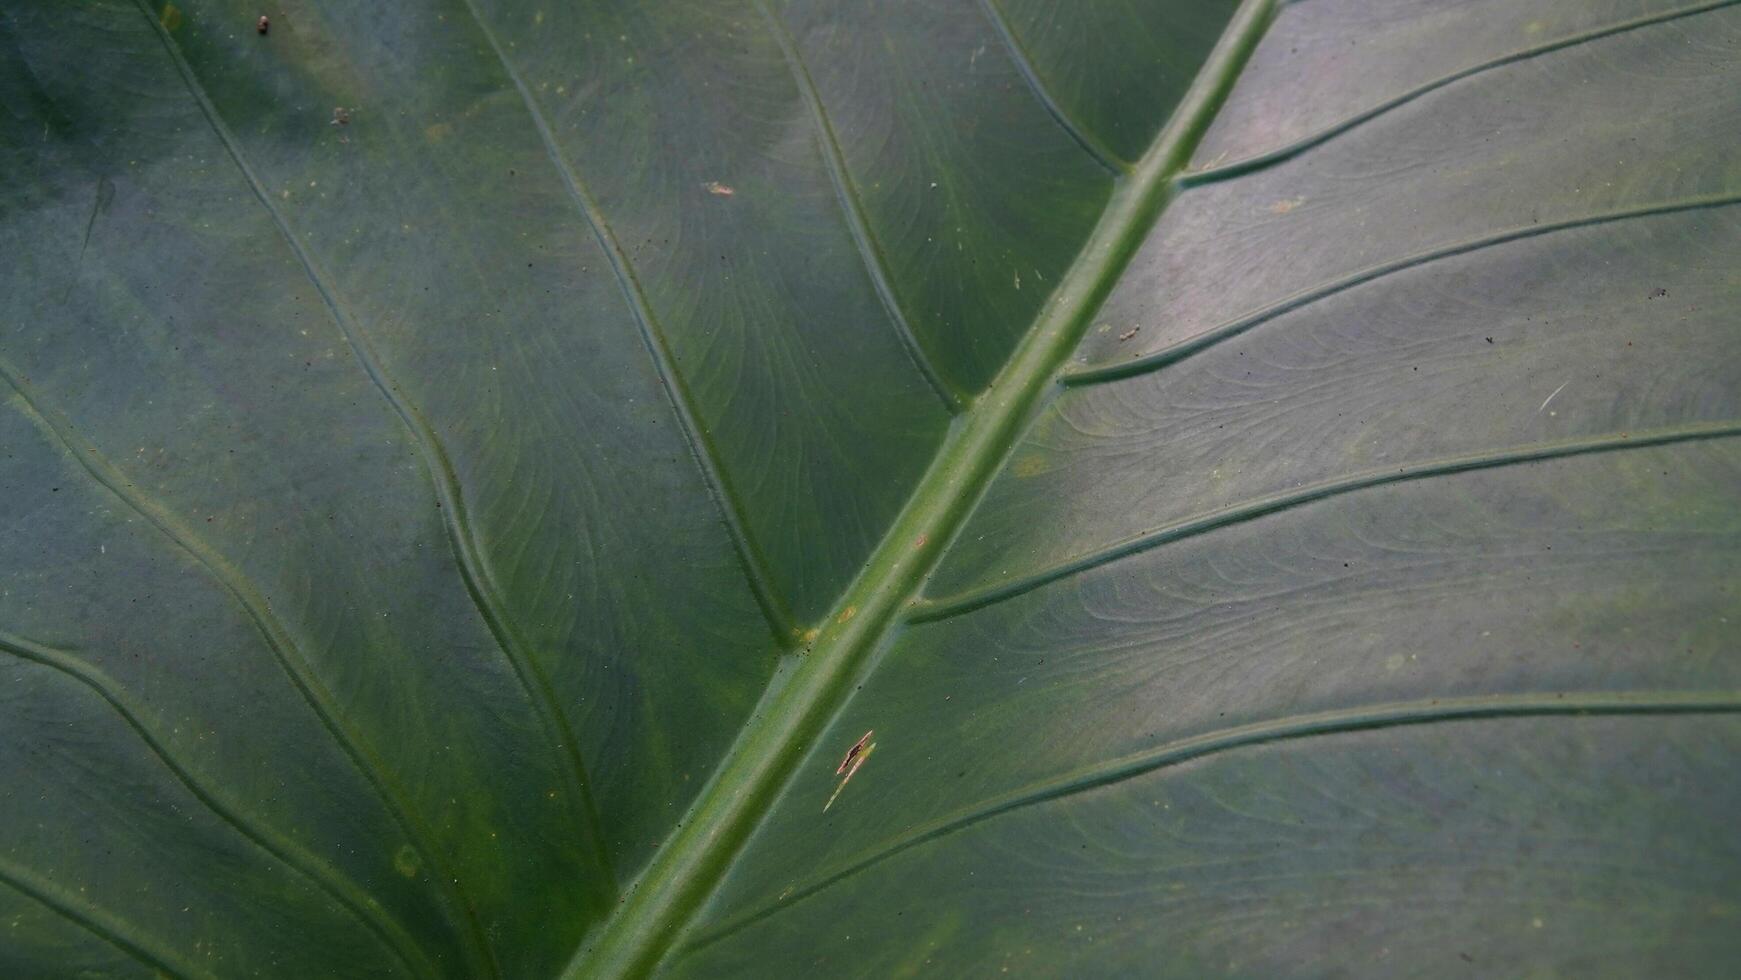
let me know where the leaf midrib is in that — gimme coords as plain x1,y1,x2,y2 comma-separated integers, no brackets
567,1,1283,975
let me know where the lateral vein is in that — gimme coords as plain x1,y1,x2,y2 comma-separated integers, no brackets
3,352,495,977
1179,0,1741,187
976,0,1129,175
0,856,217,980
454,0,800,646
134,0,618,936
1062,193,1741,386
685,690,1741,948
0,630,439,979
916,421,1741,621
754,0,966,412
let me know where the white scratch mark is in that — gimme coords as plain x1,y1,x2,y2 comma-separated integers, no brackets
1538,381,1569,414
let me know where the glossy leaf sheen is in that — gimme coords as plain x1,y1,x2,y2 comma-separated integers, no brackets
1,0,1736,977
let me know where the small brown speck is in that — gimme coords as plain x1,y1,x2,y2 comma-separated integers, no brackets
1118,327,1139,342
256,15,269,34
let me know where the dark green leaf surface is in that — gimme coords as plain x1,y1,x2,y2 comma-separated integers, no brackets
1,0,1736,977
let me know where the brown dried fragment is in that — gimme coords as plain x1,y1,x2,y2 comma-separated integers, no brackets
836,730,874,774
256,15,269,34
1117,327,1140,342
824,731,877,813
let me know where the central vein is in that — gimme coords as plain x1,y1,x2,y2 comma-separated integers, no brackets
566,1,1282,975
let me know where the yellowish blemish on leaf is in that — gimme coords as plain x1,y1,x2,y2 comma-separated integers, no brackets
1012,454,1048,478
1270,197,1304,214
800,627,820,645
703,181,735,197
158,3,182,30
424,122,454,144
393,844,421,879
836,605,856,624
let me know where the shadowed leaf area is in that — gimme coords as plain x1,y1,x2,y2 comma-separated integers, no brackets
2,0,1738,976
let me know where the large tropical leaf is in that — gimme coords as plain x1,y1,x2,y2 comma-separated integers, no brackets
3,0,1737,976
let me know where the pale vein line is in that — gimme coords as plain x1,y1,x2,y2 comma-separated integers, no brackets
685,690,1741,951
0,857,217,980
454,0,800,644
1179,0,1741,187
1,347,493,979
0,630,438,979
134,0,616,930
754,0,965,412
915,421,1741,621
1061,193,1741,387
977,0,1128,175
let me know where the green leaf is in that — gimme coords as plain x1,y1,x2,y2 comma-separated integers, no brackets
2,0,1737,977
